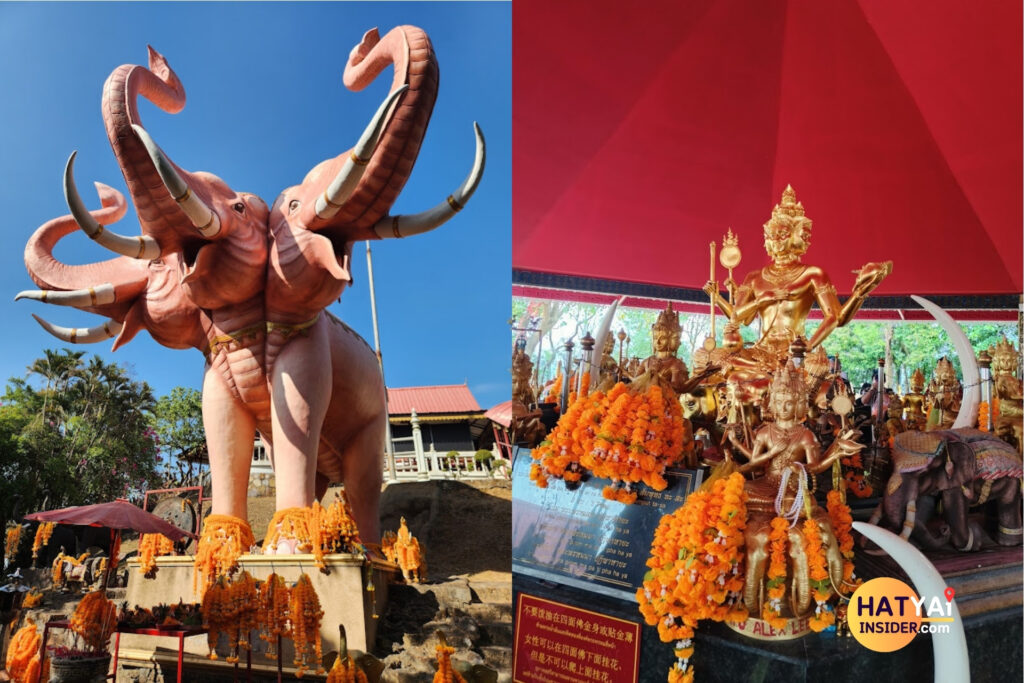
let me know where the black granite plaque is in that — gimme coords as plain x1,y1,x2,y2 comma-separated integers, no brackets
512,447,702,601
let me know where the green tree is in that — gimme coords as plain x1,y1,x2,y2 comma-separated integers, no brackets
153,387,207,487
0,349,160,523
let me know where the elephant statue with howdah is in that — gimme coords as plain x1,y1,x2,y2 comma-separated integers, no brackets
871,428,1023,552
17,26,485,583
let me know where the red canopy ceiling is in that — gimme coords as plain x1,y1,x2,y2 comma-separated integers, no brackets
513,0,1022,319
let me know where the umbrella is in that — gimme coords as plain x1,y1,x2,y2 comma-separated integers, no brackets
512,0,1021,320
25,501,195,541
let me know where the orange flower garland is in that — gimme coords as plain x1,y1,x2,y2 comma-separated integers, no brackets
637,472,748,683
393,518,426,583
542,372,563,404
840,453,873,498
193,514,255,596
6,619,42,683
327,651,368,683
289,573,325,678
5,524,22,564
826,490,859,593
70,590,117,652
257,573,290,660
264,507,316,556
802,519,834,632
22,589,44,609
138,533,176,578
381,530,398,563
201,575,232,660
530,387,607,487
31,522,55,559
762,517,789,629
432,638,467,683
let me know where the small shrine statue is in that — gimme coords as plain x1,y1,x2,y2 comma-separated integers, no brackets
637,304,691,394
990,336,1023,453
726,362,862,617
925,357,962,431
597,333,622,385
510,344,547,447
393,517,425,584
511,343,537,407
703,185,891,374
903,368,928,431
882,394,907,445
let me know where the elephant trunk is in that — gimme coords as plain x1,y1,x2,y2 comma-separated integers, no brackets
102,47,192,251
315,25,439,232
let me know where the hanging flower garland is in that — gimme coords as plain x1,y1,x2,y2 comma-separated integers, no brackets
5,524,22,564
289,573,325,678
762,517,789,629
200,570,259,663
637,472,748,683
803,518,834,632
138,533,176,578
257,572,290,660
194,514,255,596
22,588,44,609
31,522,55,559
6,619,42,683
70,590,117,652
432,635,468,683
542,372,563,404
263,507,316,557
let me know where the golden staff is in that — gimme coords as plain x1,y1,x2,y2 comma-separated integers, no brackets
709,241,717,342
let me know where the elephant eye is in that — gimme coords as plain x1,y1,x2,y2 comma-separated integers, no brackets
232,202,245,214
289,200,300,213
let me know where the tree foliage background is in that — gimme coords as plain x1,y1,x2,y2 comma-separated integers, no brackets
0,350,209,533
513,297,1018,391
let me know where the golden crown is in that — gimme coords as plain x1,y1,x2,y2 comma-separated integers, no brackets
652,303,680,332
771,360,807,399
765,184,812,233
911,367,926,388
989,336,1019,373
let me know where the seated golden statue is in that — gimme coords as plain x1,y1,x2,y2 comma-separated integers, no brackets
925,357,961,431
511,346,536,407
882,394,907,444
903,368,927,431
703,185,891,370
637,304,691,394
990,337,1023,453
726,362,862,616
598,333,621,383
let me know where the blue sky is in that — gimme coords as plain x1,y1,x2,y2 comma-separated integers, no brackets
0,2,511,409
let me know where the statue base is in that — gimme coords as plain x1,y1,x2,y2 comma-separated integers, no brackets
724,615,814,641
122,553,396,664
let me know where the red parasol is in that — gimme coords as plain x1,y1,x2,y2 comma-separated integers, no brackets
25,500,196,541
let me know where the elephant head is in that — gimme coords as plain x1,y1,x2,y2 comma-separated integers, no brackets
266,25,485,323
18,47,269,351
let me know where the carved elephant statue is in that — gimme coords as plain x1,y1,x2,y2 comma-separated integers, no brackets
17,26,485,547
874,428,1023,551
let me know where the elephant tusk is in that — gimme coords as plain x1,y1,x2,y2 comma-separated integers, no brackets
591,296,626,391
132,124,221,238
16,283,117,307
315,85,409,220
911,295,980,430
853,522,970,683
373,122,485,239
64,152,161,260
900,498,917,540
30,313,123,344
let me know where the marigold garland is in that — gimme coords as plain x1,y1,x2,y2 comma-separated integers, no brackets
138,533,176,578
826,490,859,593
433,640,467,683
762,517,789,629
393,518,426,583
31,522,55,560
264,507,315,556
22,588,44,609
289,573,325,678
530,387,607,487
70,590,117,652
6,619,42,683
5,524,22,564
802,519,834,632
193,514,254,596
840,452,873,498
327,652,368,683
257,572,290,660
978,401,998,431
542,372,563,404
637,472,748,683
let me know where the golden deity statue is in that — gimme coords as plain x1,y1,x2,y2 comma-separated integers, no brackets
511,345,536,407
990,336,1023,453
704,185,892,365
726,362,862,615
925,357,962,431
598,333,621,384
903,368,927,431
882,394,906,444
637,303,691,394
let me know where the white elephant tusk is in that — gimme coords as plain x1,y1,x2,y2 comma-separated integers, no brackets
853,522,969,683
64,152,161,260
31,313,123,344
16,283,116,307
373,122,485,239
315,85,409,220
910,295,980,429
591,296,625,391
132,124,221,238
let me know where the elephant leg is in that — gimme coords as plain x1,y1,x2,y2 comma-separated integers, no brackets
911,495,951,549
788,526,811,617
742,521,769,616
270,316,332,512
340,412,386,545
995,479,1023,546
941,488,977,551
203,367,257,520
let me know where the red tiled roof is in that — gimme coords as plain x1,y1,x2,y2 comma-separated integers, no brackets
387,384,482,415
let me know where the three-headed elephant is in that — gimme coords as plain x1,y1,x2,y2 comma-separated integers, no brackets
17,26,485,548
874,428,1022,551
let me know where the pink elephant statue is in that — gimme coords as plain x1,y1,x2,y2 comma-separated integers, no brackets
17,26,484,551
